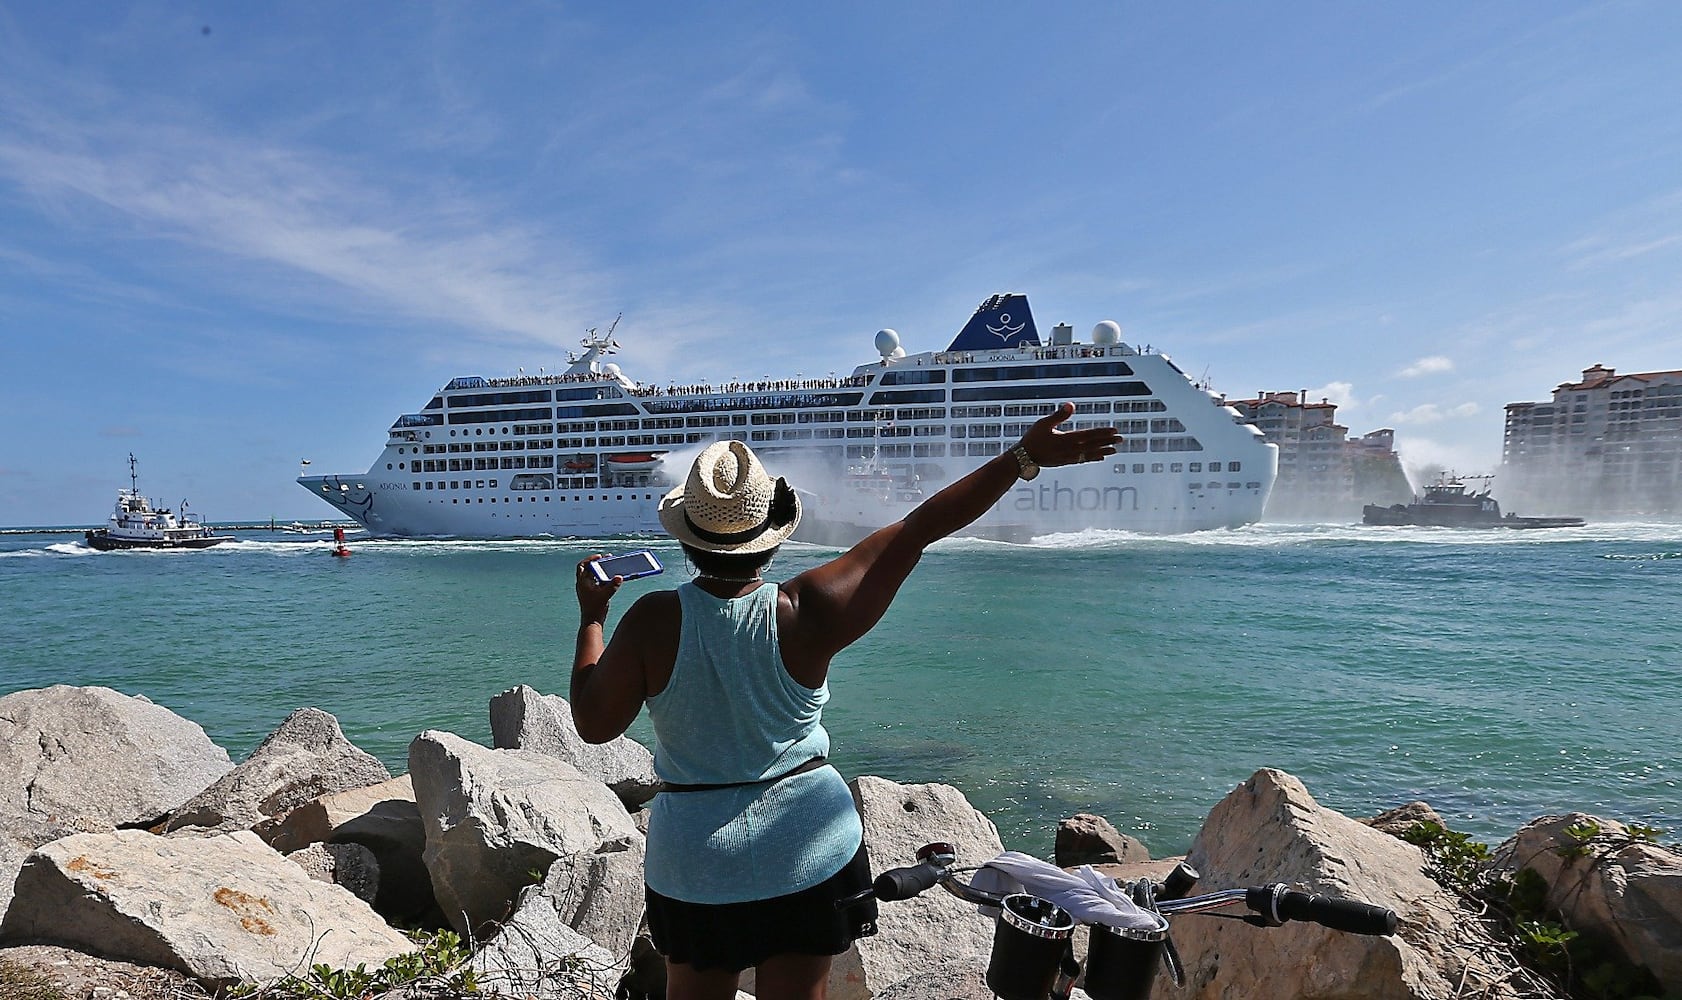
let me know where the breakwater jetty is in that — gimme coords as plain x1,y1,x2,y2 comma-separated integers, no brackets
2,683,1676,999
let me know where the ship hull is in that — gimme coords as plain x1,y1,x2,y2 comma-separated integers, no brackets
1361,504,1584,529
85,529,235,551
300,458,1274,541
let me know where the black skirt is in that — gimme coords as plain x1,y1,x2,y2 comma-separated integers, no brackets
645,842,880,973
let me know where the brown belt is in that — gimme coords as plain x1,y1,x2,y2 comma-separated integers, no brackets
658,756,830,794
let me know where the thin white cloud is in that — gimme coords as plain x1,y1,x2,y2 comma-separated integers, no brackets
1305,381,1357,409
0,126,604,348
0,65,621,353
1561,189,1682,271
1398,355,1454,378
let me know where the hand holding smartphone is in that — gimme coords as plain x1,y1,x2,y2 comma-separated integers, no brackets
588,550,664,584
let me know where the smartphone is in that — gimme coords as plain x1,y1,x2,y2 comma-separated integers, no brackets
588,550,664,584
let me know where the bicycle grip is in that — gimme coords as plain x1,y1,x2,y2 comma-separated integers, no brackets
872,862,942,902
1249,887,1398,936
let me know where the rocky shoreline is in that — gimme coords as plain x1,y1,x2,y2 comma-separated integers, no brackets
1,684,1676,999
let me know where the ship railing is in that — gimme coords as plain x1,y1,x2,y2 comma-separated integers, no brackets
622,374,872,398
479,372,622,388
929,343,1134,367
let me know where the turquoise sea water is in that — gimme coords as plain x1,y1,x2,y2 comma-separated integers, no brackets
3,522,1678,858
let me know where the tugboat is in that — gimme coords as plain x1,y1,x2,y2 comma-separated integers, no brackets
84,455,236,551
1362,476,1584,529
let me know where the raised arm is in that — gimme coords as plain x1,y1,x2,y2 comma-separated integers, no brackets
569,558,660,744
780,403,1120,668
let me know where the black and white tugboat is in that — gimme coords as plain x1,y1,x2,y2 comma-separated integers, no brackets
1362,475,1585,529
84,455,235,551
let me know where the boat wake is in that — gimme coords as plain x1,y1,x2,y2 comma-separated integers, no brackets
981,520,1682,550
0,542,97,558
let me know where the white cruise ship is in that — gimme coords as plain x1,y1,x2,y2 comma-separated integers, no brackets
298,294,1277,541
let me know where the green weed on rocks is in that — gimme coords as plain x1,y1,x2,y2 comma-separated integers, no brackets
226,928,477,999
1403,819,1669,1000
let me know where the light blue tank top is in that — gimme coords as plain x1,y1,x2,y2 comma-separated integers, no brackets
643,582,863,903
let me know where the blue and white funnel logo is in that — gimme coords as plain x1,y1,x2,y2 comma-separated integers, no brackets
947,293,1041,352
986,313,1026,342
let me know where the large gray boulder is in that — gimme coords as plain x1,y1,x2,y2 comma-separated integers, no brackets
0,686,232,826
0,685,232,920
471,872,631,1000
1174,768,1533,1000
254,774,437,924
163,707,391,832
1054,812,1150,868
794,776,1003,1000
1489,812,1682,995
408,730,643,944
0,829,412,990
255,773,418,853
490,685,661,808
528,833,647,960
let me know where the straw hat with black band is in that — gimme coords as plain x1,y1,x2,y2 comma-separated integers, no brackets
657,441,801,554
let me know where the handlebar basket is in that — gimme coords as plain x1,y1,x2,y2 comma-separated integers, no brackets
986,894,1077,1000
1082,917,1170,1000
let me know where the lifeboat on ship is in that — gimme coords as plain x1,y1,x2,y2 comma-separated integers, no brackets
605,452,661,472
563,454,597,472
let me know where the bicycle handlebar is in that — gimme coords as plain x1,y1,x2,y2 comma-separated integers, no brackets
868,854,1398,936
873,861,947,903
1250,886,1398,936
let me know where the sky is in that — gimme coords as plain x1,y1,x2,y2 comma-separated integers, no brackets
2,2,1681,526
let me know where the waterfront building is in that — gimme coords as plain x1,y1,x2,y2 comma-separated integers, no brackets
1502,364,1682,517
1228,391,1410,521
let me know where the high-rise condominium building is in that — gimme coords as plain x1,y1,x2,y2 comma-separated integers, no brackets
1502,364,1682,517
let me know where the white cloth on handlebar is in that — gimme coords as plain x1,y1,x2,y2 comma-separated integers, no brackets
971,851,1169,934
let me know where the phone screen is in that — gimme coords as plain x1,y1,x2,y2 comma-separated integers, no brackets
590,550,664,583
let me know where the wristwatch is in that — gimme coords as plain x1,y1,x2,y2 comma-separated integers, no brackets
1009,443,1040,481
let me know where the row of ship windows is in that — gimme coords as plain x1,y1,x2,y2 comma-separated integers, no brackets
393,437,1209,470
401,455,1242,487
401,401,1172,439
400,459,557,471
1110,461,1251,479
415,384,1167,426
407,471,1261,496
395,433,1211,467
743,434,1203,451
406,425,1191,454
410,480,663,503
